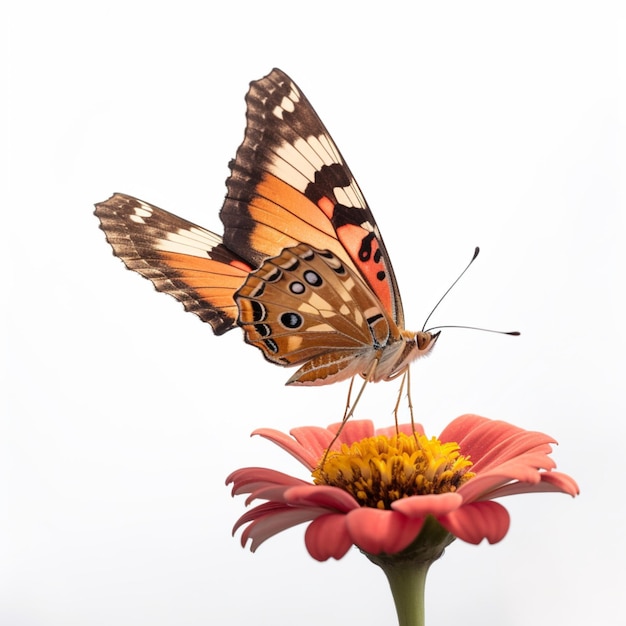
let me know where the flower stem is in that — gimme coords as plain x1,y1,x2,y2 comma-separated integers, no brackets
380,559,430,626
363,517,455,626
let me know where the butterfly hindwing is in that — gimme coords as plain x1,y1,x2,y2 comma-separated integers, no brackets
95,194,252,335
221,68,405,327
235,244,393,371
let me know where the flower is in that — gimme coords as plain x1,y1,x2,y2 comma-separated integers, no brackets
227,415,578,562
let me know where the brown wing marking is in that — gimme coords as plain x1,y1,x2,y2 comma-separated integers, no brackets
95,193,251,335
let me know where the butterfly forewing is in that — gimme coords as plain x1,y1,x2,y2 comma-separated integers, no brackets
221,69,405,327
95,194,250,335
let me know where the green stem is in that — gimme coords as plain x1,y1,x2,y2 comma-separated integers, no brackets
380,559,430,626
363,517,455,626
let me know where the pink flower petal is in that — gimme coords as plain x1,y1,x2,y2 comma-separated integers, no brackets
305,514,354,560
226,467,308,496
537,470,580,495
285,485,359,513
252,427,326,470
483,471,580,499
439,500,510,544
233,501,291,533
459,454,560,503
442,415,558,474
469,435,556,474
327,420,376,445
243,485,301,506
439,414,489,443
391,492,463,518
289,425,338,458
377,423,425,438
345,508,424,555
240,506,327,552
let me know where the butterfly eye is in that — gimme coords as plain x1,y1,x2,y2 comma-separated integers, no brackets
280,312,303,329
289,281,305,294
303,270,322,287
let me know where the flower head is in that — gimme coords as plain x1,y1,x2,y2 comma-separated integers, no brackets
227,415,578,561
313,430,475,507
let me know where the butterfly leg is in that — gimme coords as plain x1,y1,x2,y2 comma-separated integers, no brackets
392,372,407,432
342,377,356,422
318,358,379,473
392,368,418,434
405,367,418,435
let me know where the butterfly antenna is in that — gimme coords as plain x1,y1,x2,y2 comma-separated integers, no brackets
425,324,520,336
421,247,480,332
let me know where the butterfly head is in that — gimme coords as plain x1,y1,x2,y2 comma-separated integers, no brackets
405,328,440,366
374,329,440,382
416,329,440,352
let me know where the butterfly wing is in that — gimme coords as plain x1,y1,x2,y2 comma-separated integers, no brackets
94,70,423,386
221,68,405,327
94,193,252,335
235,243,396,384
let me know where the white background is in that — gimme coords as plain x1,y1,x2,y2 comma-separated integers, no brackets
4,2,624,625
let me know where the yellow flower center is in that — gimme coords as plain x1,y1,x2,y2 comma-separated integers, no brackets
313,432,475,510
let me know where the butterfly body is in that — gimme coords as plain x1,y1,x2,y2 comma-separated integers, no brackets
95,69,438,386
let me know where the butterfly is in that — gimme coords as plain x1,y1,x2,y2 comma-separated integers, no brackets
95,68,439,387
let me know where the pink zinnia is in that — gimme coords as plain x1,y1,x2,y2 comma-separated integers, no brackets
227,415,578,561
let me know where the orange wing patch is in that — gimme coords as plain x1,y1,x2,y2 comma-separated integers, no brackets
95,193,252,335
335,224,394,317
